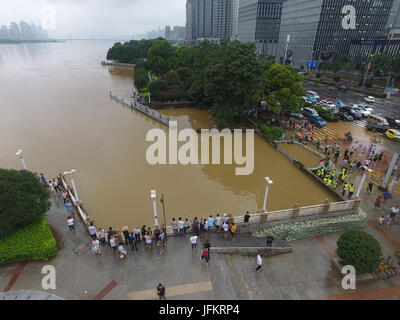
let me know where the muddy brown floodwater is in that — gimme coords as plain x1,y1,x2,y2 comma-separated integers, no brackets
0,41,336,229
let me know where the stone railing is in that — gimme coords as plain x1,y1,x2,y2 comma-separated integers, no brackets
101,60,135,68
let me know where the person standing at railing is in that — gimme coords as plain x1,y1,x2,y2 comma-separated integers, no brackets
244,212,251,227
266,235,274,248
64,199,74,216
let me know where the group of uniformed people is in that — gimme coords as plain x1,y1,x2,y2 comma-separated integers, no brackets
316,167,356,198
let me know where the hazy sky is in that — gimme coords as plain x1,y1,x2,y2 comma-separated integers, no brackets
0,0,186,38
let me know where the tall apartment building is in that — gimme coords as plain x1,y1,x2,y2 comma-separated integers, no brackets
186,0,239,43
387,0,400,27
238,0,283,56
277,0,395,68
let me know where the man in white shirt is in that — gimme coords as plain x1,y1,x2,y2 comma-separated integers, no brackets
67,216,75,232
178,217,185,237
88,223,97,239
215,214,222,231
190,235,198,250
390,206,399,222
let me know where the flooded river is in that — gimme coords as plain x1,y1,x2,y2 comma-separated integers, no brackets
0,41,336,228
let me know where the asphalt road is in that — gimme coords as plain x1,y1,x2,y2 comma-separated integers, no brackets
304,81,400,119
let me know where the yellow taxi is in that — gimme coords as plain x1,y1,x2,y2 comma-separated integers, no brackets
386,129,400,141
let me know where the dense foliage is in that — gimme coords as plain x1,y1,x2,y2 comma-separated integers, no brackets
258,124,283,141
107,38,305,127
0,216,57,265
0,169,50,239
337,230,382,274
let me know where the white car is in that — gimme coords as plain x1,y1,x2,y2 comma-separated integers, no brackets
364,96,375,103
353,107,370,117
355,104,374,112
306,91,320,100
320,100,336,108
353,104,373,117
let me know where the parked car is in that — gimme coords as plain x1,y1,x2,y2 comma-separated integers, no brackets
337,85,348,92
335,101,347,108
386,129,400,141
367,115,389,126
302,96,313,104
385,117,400,129
352,106,370,117
337,110,354,122
320,100,336,108
308,115,327,127
364,96,375,103
354,104,373,116
306,91,320,100
302,107,319,117
367,123,390,133
355,104,374,113
341,106,362,120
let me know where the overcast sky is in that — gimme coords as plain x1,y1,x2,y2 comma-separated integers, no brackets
0,0,186,38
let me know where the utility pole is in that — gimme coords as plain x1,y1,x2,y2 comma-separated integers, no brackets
284,34,290,66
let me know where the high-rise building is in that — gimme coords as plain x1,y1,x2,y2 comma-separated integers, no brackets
8,22,22,40
165,25,172,39
19,20,34,40
186,0,240,43
238,0,283,56
387,0,400,28
0,26,10,40
277,0,395,68
212,0,239,39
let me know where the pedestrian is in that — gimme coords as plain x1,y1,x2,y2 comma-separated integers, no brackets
67,216,75,232
110,236,118,254
378,216,385,227
91,238,101,256
128,232,138,251
157,283,166,300
88,223,97,240
344,148,349,160
133,227,141,242
199,219,205,233
190,234,198,250
244,211,251,227
214,214,221,232
201,247,209,265
64,200,74,216
141,225,147,240
207,215,214,232
117,243,127,259
266,234,274,248
254,254,263,272
145,234,153,250
383,191,391,201
342,183,349,197
184,218,190,235
48,180,54,194
62,191,68,203
223,222,229,240
178,217,185,236
221,213,228,225
366,182,374,193
374,196,382,211
229,222,237,240
378,152,384,162
334,150,340,163
122,226,130,246
146,227,153,236
159,230,166,252
171,218,178,237
108,227,115,245
98,228,106,244
40,173,47,185
192,217,199,235
384,215,392,229
348,184,355,198
390,205,399,222
52,178,61,193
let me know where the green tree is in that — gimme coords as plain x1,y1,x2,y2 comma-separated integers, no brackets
261,64,304,113
0,169,50,239
337,230,382,274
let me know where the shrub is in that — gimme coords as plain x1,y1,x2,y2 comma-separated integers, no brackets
259,124,283,140
315,106,339,122
316,73,322,78
337,230,382,274
0,169,50,239
333,75,341,82
0,216,57,265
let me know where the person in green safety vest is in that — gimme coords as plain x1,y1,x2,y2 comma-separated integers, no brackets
342,183,350,197
339,173,347,185
332,181,338,189
331,169,337,178
326,178,332,187
348,184,355,198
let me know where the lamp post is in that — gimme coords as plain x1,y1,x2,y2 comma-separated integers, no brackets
355,166,372,198
64,169,78,201
284,34,290,65
15,149,27,170
361,53,376,91
160,193,167,233
263,177,274,212
150,190,158,226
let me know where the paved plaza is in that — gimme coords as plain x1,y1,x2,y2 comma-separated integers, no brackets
0,184,399,300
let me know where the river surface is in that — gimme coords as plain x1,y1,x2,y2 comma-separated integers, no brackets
0,41,336,229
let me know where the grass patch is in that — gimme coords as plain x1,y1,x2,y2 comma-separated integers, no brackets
0,216,57,265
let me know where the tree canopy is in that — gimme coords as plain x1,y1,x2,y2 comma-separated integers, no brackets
0,169,50,239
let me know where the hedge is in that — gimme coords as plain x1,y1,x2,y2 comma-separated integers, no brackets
0,216,57,265
258,123,283,141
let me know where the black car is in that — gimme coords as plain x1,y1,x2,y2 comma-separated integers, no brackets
340,106,362,120
385,117,400,129
337,110,354,122
367,123,390,133
337,85,348,93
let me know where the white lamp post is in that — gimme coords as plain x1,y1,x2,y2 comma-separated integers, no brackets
64,169,79,201
150,189,158,226
355,166,372,198
16,149,27,170
263,177,274,212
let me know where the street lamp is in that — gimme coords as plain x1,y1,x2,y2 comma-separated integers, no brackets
160,193,167,233
263,177,274,212
355,166,372,198
15,149,27,170
64,169,79,201
150,190,158,226
361,53,376,91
